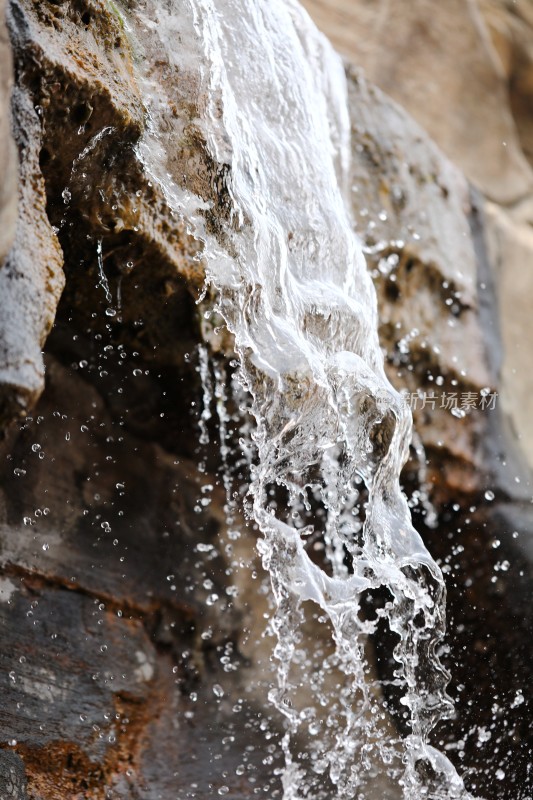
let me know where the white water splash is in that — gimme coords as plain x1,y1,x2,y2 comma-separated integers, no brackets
197,343,213,445
130,1,476,797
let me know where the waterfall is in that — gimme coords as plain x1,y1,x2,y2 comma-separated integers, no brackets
130,1,476,797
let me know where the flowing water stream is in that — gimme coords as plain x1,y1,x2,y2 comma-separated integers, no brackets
129,1,477,797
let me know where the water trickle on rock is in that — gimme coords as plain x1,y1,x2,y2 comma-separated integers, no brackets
133,0,476,797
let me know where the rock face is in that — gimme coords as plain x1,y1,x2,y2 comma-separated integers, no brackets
345,69,533,800
0,0,17,266
301,0,533,203
301,0,533,477
1,2,278,797
0,88,64,427
0,0,64,429
0,1,531,799
0,751,27,800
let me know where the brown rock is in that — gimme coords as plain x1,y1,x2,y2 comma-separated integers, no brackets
302,0,533,477
347,69,492,485
0,87,64,428
480,0,533,166
0,0,18,267
1,1,532,798
302,0,533,203
346,67,533,799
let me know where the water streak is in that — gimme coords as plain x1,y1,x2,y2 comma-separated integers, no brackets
131,1,476,797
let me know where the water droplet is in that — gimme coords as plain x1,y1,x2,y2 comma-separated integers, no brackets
484,490,495,501
213,684,224,698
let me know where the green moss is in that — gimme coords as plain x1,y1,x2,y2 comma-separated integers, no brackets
106,0,125,32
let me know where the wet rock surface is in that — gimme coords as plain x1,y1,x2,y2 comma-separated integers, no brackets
0,87,64,428
0,0,64,428
0,1,531,798
0,0,17,266
345,68,533,799
0,751,28,800
302,0,533,476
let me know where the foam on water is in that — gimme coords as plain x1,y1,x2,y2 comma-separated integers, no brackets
131,1,477,796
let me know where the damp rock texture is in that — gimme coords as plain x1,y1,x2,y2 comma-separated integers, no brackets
345,69,533,800
301,0,533,476
1,2,275,797
0,1,531,799
0,87,64,427
0,0,17,264
0,751,28,800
